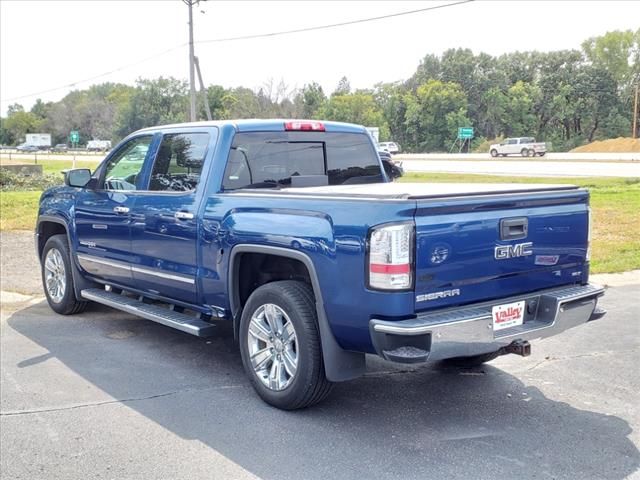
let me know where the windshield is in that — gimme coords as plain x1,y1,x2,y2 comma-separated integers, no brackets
222,131,383,190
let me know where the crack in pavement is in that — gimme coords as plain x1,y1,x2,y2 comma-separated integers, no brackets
0,384,246,417
526,348,639,371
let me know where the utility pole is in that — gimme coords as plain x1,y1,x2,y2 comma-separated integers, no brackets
195,56,212,121
633,83,639,139
186,0,197,122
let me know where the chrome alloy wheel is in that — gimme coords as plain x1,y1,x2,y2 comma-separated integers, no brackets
44,248,66,304
247,303,298,391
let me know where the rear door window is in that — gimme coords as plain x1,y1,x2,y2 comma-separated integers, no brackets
148,133,210,192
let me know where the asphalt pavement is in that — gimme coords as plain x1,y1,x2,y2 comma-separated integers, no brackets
1,275,639,479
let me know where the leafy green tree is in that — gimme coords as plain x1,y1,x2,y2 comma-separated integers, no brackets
3,110,45,144
30,99,53,119
115,77,188,138
333,76,351,96
373,82,408,143
202,85,229,120
6,103,24,116
504,81,540,137
221,87,260,118
296,82,327,119
318,92,389,139
404,80,470,152
582,30,636,86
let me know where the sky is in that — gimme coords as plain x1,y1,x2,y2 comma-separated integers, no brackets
1,0,639,115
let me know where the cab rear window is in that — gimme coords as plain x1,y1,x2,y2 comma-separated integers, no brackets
222,131,382,190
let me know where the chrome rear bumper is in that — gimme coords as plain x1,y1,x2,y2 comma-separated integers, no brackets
369,283,605,363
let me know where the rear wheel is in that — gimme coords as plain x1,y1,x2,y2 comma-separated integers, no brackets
41,234,87,315
528,149,535,157
521,148,528,157
239,280,333,410
490,149,498,157
442,351,500,367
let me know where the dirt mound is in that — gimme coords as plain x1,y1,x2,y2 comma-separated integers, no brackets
571,137,640,153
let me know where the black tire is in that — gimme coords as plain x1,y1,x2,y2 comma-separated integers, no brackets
521,148,528,157
527,149,535,157
490,149,498,157
41,234,88,315
442,351,500,368
239,280,333,410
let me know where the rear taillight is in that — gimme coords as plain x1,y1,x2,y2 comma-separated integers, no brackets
368,223,413,290
284,121,325,131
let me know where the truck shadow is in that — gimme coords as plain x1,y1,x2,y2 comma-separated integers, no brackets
6,300,639,480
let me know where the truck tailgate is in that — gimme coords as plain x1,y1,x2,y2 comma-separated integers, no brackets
413,188,590,312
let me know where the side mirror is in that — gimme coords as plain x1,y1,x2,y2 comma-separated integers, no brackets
64,168,92,188
381,159,403,180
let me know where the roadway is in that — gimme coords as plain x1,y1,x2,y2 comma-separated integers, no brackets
2,151,640,178
397,154,640,178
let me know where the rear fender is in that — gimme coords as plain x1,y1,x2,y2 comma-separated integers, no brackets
228,244,366,382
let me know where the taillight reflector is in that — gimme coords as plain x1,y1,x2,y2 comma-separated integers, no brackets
284,121,325,131
369,263,411,274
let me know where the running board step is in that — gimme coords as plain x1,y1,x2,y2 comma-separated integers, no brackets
81,288,216,337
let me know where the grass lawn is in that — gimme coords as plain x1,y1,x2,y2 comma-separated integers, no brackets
0,158,100,176
1,172,638,274
0,191,42,231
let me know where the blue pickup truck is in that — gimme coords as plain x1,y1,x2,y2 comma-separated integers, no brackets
36,119,606,409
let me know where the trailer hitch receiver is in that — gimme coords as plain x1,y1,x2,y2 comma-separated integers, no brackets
501,339,531,357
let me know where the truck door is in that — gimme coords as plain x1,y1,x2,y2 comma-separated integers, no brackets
129,129,216,304
75,135,154,286
505,138,519,155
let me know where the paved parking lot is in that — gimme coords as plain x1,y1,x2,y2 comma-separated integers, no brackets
1,258,639,479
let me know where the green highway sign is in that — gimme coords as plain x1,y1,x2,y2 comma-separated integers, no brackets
69,131,80,143
458,127,474,139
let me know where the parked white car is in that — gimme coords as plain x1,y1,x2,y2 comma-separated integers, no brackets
490,137,547,157
378,142,400,154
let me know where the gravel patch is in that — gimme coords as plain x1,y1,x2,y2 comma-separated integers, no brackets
1,230,41,295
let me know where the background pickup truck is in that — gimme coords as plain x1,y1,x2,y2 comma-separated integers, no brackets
36,119,605,410
490,137,548,157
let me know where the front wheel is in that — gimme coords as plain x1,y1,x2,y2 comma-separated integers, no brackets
41,234,87,315
490,149,498,157
521,148,529,157
239,280,333,410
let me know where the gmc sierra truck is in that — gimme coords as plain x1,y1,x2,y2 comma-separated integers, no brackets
36,119,606,410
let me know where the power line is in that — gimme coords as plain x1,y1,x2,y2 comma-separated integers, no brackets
3,44,187,103
196,0,473,44
3,0,473,104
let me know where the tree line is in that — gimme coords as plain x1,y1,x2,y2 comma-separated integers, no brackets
1,29,638,152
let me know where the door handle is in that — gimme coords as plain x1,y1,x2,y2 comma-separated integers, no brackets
174,211,194,220
113,206,130,214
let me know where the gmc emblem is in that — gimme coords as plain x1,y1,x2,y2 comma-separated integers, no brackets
495,242,533,260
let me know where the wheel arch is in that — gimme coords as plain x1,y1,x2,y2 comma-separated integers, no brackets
36,216,70,259
36,215,98,300
228,244,365,382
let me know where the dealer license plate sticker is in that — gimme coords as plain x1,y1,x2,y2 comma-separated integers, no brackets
492,300,525,331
